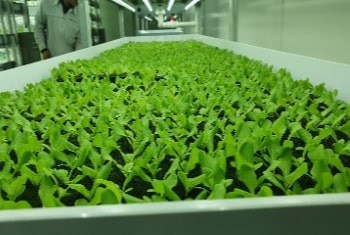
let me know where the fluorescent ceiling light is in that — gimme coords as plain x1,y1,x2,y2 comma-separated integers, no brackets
111,0,136,12
144,16,153,21
143,0,153,12
167,0,175,11
184,0,200,10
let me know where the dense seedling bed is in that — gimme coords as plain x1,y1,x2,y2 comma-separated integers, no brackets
0,41,350,209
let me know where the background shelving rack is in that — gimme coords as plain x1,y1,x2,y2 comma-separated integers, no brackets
0,0,21,71
0,0,40,71
89,0,105,46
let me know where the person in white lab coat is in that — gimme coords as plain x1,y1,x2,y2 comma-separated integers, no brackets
34,0,81,59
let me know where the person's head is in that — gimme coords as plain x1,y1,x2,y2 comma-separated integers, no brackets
65,0,78,8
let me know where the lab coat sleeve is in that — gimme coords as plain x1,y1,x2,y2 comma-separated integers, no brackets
34,3,47,52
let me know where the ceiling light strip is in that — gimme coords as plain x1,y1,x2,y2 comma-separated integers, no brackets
167,0,175,11
143,0,153,12
144,16,153,21
111,0,136,12
184,0,200,10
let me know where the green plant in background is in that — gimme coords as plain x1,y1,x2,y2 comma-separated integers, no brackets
0,41,349,210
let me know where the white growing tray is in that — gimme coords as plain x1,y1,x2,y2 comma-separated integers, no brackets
0,35,350,235
1,34,350,102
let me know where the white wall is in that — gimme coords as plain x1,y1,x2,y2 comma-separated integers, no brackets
100,2,136,41
201,0,350,64
201,0,236,40
237,0,282,50
183,3,202,34
183,5,196,34
124,10,136,37
281,0,350,64
100,0,121,41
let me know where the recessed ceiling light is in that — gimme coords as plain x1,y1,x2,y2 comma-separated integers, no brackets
184,0,201,11
110,0,136,12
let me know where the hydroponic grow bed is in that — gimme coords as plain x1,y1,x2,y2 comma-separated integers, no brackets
0,35,350,235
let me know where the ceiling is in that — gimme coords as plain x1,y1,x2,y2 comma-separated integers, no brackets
131,0,191,15
130,0,189,5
